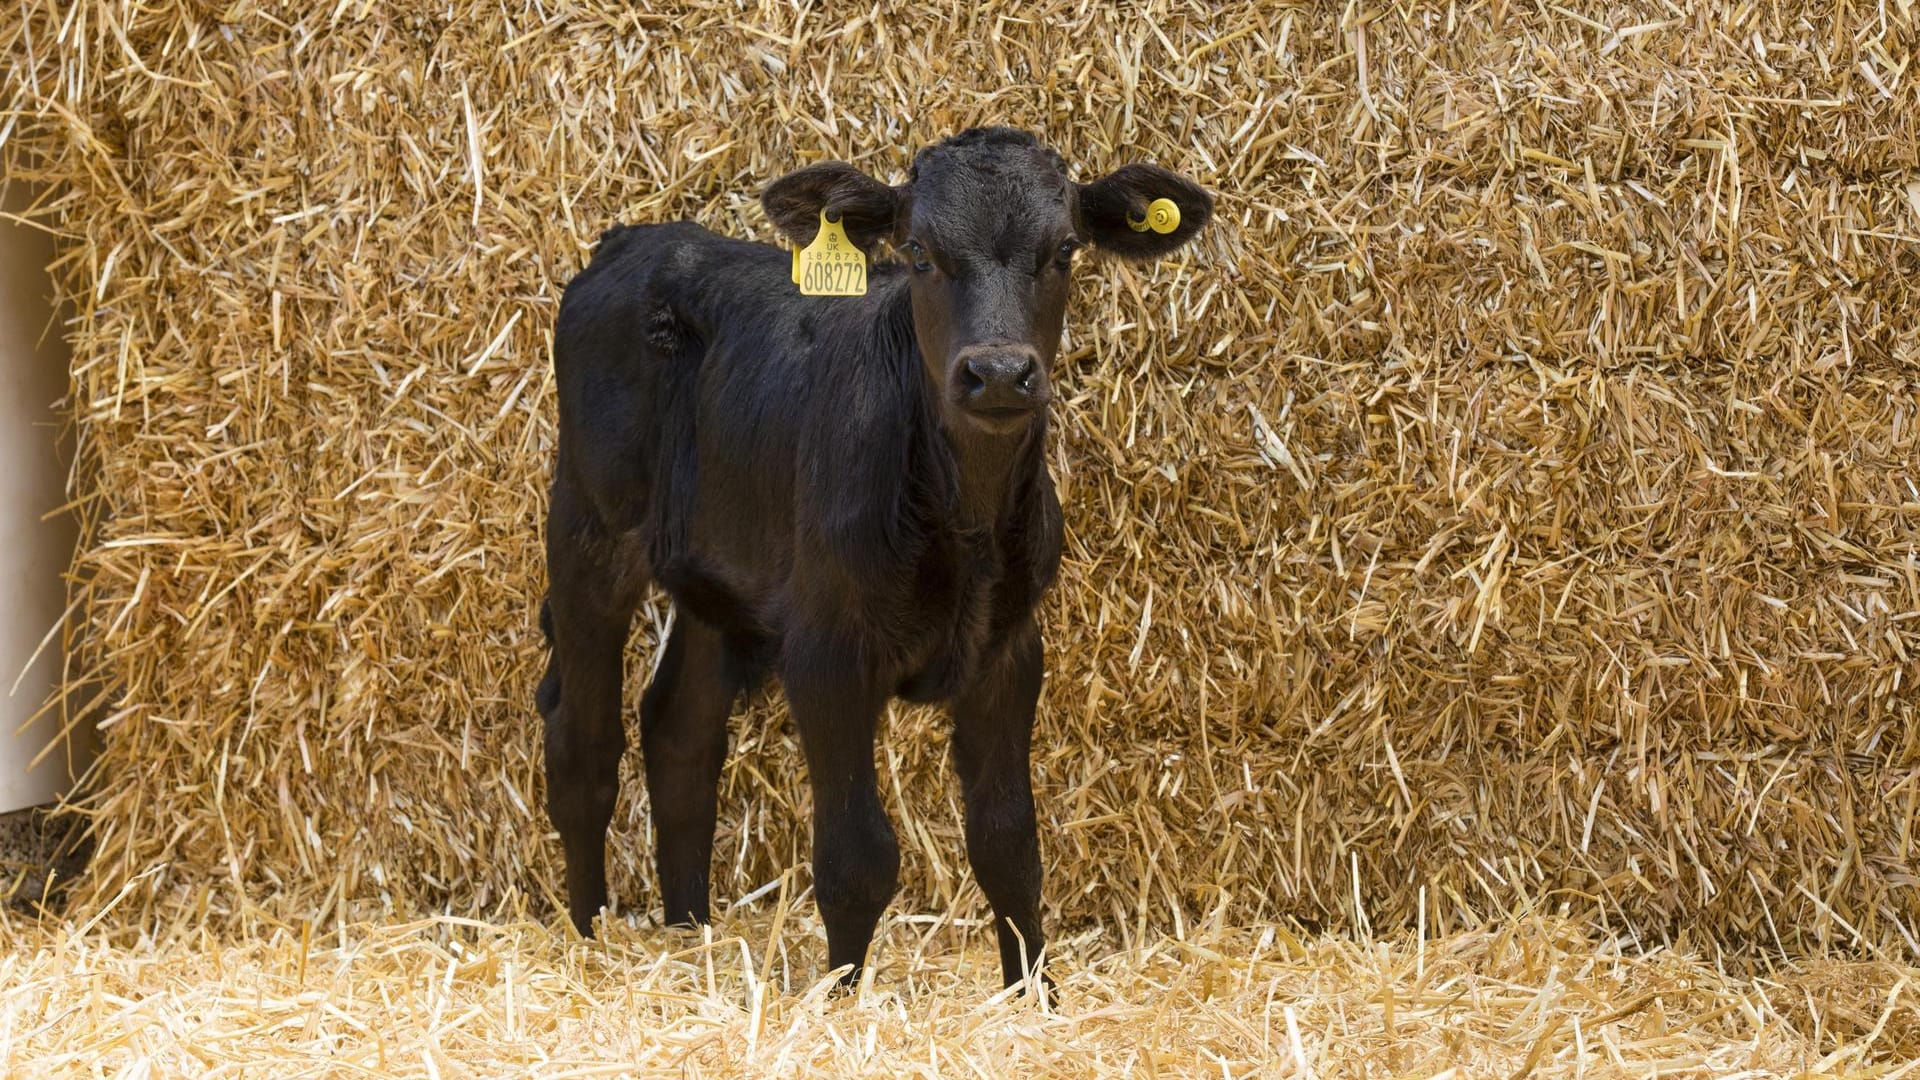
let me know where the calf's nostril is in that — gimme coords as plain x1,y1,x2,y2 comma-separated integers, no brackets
1016,357,1038,389
961,359,988,393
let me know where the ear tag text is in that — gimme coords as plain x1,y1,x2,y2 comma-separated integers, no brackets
796,211,867,296
1128,197,1182,234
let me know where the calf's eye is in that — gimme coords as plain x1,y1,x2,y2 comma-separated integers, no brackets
1055,239,1082,268
905,240,934,273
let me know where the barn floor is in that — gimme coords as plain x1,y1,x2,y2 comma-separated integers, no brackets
2,897,1912,1078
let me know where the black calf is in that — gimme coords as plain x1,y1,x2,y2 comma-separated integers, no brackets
536,127,1210,988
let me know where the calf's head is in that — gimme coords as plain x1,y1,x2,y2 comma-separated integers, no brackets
764,128,1211,435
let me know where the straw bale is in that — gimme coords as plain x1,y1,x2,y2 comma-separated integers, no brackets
1,0,1917,955
4,905,1913,1076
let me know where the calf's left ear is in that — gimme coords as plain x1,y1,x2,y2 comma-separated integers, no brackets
762,162,901,252
1076,164,1212,260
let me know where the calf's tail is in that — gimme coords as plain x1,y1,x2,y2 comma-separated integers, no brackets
595,224,641,259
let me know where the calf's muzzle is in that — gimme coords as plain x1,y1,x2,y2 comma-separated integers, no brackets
954,344,1046,424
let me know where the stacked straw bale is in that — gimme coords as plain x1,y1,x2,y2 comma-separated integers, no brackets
3,0,1918,954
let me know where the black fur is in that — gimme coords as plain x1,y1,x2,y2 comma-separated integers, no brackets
535,128,1210,990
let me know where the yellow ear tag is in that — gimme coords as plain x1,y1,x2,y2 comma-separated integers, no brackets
1127,197,1182,234
796,211,867,296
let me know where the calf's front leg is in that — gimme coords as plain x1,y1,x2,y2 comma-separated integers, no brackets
784,638,899,986
951,618,1049,991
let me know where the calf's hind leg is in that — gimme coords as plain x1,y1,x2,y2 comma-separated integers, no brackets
538,489,642,936
639,612,743,927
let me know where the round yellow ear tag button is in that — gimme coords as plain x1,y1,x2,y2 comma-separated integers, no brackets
1128,198,1182,234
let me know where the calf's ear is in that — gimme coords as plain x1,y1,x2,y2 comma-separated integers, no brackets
1076,163,1212,260
762,162,901,252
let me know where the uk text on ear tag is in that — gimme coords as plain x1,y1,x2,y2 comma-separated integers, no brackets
1128,197,1182,234
796,211,867,296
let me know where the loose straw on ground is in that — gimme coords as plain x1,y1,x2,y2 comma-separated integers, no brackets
6,903,1915,1077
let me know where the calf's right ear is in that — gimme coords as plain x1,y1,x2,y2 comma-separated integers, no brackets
762,162,901,252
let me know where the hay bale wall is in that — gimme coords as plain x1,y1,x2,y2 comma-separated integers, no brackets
3,1,1917,950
